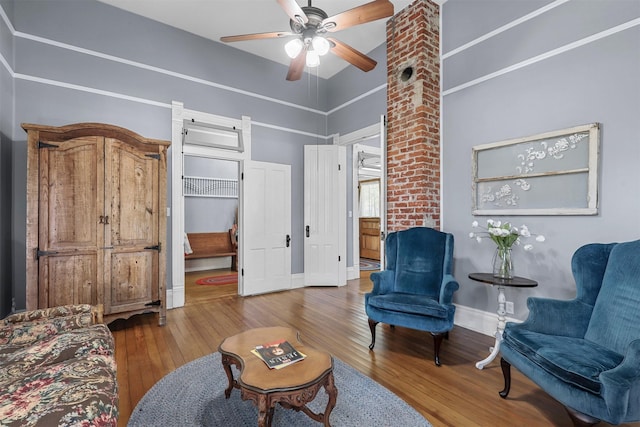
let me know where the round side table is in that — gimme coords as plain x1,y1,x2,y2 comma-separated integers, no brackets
468,273,537,370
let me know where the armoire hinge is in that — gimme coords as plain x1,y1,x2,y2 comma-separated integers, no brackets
36,249,59,259
145,154,161,160
145,300,161,307
144,244,161,252
38,141,58,149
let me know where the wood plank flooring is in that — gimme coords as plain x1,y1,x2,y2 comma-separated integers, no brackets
110,271,637,427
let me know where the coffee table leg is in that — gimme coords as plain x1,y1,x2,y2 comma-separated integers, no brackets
256,395,273,427
323,372,338,427
220,355,235,398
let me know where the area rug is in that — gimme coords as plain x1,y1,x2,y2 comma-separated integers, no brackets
128,352,431,427
360,258,381,271
195,274,238,286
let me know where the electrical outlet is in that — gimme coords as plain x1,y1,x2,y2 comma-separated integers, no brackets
505,301,515,315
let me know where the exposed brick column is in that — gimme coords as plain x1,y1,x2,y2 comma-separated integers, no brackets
386,0,440,231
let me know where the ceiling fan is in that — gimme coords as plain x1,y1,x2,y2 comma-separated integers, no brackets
220,0,394,81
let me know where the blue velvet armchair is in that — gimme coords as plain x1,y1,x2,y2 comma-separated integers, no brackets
499,240,640,426
365,227,459,366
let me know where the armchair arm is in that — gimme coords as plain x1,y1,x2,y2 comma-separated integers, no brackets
508,297,592,337
599,339,640,422
369,270,395,295
1,304,101,326
439,274,459,305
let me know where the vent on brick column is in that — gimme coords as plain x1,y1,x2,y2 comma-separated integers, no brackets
400,66,413,82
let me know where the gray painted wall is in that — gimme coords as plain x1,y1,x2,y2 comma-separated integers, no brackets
442,0,640,319
3,0,335,310
183,157,238,234
9,0,629,328
0,0,14,317
1,0,388,312
327,43,388,267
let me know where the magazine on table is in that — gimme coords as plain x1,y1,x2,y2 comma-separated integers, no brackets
252,339,306,369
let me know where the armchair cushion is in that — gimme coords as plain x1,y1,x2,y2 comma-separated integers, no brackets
503,329,623,394
367,293,449,318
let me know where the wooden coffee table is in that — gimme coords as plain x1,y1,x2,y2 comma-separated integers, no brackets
218,326,337,427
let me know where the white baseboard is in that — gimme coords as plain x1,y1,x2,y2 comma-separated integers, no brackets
453,303,520,337
167,285,184,309
347,266,359,281
291,273,305,289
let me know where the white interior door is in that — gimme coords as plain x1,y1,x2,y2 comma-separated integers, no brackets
242,161,292,295
304,145,346,286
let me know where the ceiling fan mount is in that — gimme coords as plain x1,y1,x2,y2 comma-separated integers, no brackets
220,0,395,81
289,6,328,35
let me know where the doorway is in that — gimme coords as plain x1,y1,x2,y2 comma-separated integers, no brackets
183,156,239,302
170,102,250,309
339,116,386,280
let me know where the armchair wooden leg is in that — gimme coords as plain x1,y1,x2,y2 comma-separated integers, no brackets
431,333,444,366
565,407,601,427
499,357,511,398
368,319,378,350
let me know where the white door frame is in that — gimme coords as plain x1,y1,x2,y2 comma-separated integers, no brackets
337,117,386,279
169,101,251,308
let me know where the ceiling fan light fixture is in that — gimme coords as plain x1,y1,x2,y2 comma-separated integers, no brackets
306,49,320,67
284,38,304,59
312,36,330,56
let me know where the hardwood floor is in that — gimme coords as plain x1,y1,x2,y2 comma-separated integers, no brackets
110,273,636,427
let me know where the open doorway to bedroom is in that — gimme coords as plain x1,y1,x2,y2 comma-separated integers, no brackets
183,156,240,302
356,149,382,280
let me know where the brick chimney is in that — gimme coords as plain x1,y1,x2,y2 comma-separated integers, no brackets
386,0,440,231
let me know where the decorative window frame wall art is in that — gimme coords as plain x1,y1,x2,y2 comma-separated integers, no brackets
472,123,600,216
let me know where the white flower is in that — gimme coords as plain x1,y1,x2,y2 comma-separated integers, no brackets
470,218,545,252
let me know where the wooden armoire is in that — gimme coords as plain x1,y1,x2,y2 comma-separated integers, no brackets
23,123,170,325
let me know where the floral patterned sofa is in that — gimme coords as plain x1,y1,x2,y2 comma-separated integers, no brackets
0,304,118,426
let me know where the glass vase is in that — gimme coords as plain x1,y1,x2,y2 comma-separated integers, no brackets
493,246,514,279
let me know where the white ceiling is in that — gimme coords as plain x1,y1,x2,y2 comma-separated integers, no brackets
97,0,415,79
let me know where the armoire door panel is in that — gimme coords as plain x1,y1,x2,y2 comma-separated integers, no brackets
39,136,104,251
105,250,158,314
39,253,99,307
105,139,159,247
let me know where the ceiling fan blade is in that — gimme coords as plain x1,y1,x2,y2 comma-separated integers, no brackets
286,47,307,81
220,31,294,43
277,0,308,25
328,37,377,72
322,0,394,33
